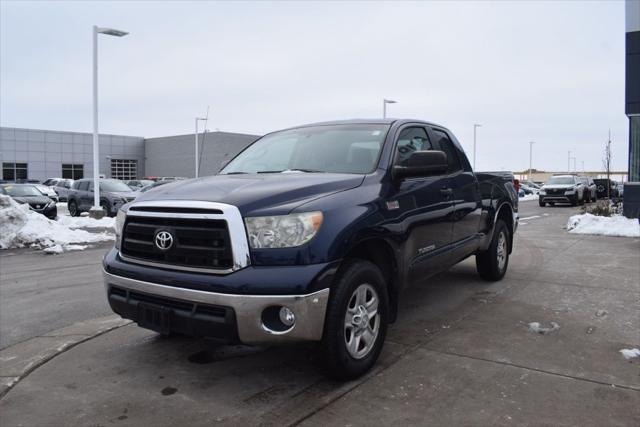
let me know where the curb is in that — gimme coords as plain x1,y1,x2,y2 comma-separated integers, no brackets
0,315,131,398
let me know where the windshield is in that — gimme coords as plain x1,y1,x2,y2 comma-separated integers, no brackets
547,177,575,185
99,180,133,192
221,124,390,175
1,185,43,197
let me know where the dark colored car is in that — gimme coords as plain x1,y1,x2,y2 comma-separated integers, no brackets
67,179,139,217
103,119,519,380
593,179,619,199
0,183,57,219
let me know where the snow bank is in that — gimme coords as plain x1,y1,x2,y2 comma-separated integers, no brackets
619,348,640,360
0,195,114,252
57,215,115,229
519,194,539,202
567,213,640,238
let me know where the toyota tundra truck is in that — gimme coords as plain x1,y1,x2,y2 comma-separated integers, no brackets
104,119,518,379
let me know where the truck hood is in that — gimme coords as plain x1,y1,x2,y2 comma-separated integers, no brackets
134,173,365,216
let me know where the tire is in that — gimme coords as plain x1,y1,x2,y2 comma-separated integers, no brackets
549,202,555,207
322,259,388,380
571,196,578,207
538,200,546,207
101,200,112,217
476,219,510,281
68,200,79,217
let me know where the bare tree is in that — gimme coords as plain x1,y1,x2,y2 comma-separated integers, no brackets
602,131,612,199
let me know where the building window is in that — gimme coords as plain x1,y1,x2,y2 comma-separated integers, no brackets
110,159,137,180
62,164,84,180
2,163,28,181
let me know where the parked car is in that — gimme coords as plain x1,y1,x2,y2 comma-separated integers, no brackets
125,179,154,190
578,176,597,203
0,183,57,219
593,178,619,199
67,179,139,217
538,175,585,206
34,184,59,203
521,180,541,190
618,182,624,198
53,179,74,202
139,180,175,193
42,177,64,186
14,179,41,184
520,184,537,195
104,119,519,380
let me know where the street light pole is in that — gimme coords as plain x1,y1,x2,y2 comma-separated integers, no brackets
382,99,397,119
91,25,128,217
567,151,571,174
528,141,535,180
473,124,482,170
194,117,207,178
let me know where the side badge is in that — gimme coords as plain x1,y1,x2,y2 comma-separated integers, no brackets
386,200,399,210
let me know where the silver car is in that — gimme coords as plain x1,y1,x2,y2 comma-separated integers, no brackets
53,179,74,202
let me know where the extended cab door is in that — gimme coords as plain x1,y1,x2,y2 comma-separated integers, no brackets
388,125,455,283
430,127,482,262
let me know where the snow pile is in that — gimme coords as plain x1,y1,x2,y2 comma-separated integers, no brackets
0,195,114,252
619,348,640,360
57,215,115,229
519,194,539,202
567,213,640,238
528,321,560,335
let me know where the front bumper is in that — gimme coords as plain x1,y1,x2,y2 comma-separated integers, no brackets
30,204,57,219
104,270,330,344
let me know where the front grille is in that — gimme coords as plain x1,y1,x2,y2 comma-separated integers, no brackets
120,215,234,270
546,189,565,196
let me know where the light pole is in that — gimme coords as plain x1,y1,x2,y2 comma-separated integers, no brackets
382,99,397,119
473,124,482,170
194,117,207,178
91,25,128,218
571,157,576,173
528,141,535,180
567,151,571,174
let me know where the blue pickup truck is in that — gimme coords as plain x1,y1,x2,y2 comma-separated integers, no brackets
104,119,518,379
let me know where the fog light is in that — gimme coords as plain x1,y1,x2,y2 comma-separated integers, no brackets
279,306,295,327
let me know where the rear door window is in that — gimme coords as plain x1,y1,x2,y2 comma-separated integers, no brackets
431,129,462,174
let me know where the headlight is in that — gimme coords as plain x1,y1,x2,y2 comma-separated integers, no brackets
115,209,126,249
244,212,323,249
539,190,546,195
564,189,575,194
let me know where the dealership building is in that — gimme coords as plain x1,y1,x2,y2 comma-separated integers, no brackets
0,127,258,182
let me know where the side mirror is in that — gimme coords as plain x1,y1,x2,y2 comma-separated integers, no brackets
394,150,448,179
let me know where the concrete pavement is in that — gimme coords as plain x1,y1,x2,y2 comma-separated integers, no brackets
0,201,638,426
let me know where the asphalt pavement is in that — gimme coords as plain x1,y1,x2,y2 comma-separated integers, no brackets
0,201,638,426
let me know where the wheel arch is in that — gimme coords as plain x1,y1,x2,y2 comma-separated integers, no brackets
339,237,401,323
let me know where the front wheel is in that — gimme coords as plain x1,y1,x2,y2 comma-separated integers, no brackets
68,200,79,217
322,260,388,380
476,219,510,281
539,200,546,207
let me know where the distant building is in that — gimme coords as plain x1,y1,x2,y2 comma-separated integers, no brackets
0,127,258,182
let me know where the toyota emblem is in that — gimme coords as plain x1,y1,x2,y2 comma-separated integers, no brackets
154,230,174,250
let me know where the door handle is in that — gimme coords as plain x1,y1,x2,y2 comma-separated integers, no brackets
440,188,453,198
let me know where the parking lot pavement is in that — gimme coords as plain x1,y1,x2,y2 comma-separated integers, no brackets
0,242,114,349
0,200,638,426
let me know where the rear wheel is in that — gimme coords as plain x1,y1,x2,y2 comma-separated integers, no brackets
322,260,388,380
476,219,510,281
101,200,112,217
68,200,79,217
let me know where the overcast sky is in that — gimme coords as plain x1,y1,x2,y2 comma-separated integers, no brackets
0,0,630,172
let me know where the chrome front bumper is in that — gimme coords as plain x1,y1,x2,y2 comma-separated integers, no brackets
103,270,330,344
